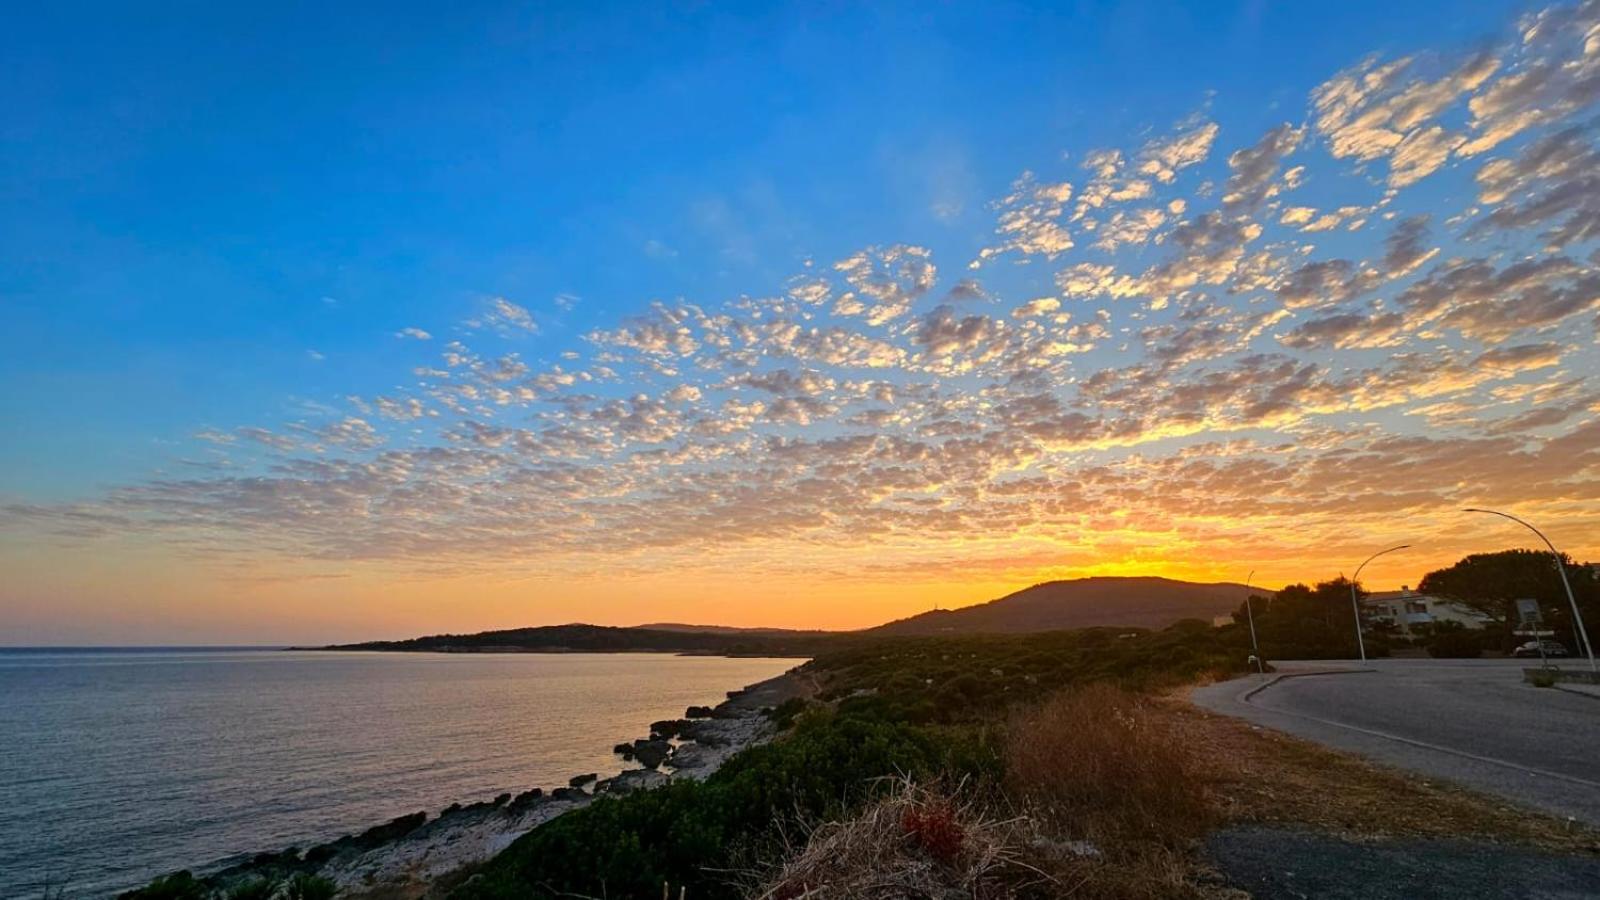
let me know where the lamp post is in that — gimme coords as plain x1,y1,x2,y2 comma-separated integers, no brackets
1243,569,1264,674
1464,508,1596,674
1350,544,1410,662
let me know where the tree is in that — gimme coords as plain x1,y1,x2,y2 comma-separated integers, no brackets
1233,576,1385,660
1418,549,1599,649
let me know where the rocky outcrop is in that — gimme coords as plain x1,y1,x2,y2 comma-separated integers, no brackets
650,718,690,740
568,773,597,789
506,788,543,811
598,769,669,794
666,742,712,770
630,738,672,769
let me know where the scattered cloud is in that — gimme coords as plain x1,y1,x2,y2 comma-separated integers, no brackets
10,1,1600,590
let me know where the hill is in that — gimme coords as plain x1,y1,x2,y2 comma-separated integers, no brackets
867,576,1255,635
635,622,839,638
320,623,835,657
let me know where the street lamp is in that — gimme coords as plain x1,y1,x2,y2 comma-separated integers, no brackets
1350,544,1410,662
1464,508,1596,674
1243,569,1264,674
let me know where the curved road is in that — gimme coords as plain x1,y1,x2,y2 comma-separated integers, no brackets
1192,659,1600,827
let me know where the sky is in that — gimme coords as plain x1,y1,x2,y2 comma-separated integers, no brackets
4,0,1599,644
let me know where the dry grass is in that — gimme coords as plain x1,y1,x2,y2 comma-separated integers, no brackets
1004,684,1214,849
747,778,1058,900
746,680,1600,900
1159,693,1600,853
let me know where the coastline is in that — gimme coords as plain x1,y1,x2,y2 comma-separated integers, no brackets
179,666,814,900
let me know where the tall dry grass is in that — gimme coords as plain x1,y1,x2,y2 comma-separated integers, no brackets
1003,683,1213,848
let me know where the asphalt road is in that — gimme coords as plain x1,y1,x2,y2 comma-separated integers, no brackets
1192,658,1600,827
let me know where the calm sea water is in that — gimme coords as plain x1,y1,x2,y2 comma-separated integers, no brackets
0,649,796,899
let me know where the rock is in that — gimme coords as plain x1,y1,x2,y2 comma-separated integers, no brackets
507,788,544,811
679,720,730,747
613,742,636,759
550,787,588,802
354,811,427,848
685,705,715,718
492,792,511,807
631,738,672,769
440,802,462,816
667,742,713,770
569,773,598,789
650,718,689,740
304,843,339,865
601,769,669,794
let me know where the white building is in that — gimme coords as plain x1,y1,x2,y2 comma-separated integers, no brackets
1362,587,1496,632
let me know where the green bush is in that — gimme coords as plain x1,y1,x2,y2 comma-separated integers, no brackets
1528,668,1558,688
284,874,337,900
452,708,995,900
118,872,209,900
1426,623,1485,658
222,878,278,900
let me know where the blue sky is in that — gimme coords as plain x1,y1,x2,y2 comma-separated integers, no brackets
3,0,1532,496
5,0,1600,640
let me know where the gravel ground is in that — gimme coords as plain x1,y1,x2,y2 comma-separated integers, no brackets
1206,826,1600,899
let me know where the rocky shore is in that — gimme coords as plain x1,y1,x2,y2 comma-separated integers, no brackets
179,669,811,900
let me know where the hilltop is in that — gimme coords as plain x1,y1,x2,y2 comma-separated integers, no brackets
867,575,1256,635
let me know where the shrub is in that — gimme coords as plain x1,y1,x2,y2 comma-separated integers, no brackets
1003,684,1211,847
283,874,338,900
1528,668,1558,688
749,780,1050,899
453,710,992,899
1426,623,1485,658
222,878,279,900
117,872,209,900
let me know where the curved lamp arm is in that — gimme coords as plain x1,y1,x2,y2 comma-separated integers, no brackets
1464,508,1596,673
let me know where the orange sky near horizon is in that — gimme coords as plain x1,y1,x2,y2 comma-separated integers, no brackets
5,2,1600,647
4,514,1591,645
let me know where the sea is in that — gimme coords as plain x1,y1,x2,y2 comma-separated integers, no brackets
0,648,796,899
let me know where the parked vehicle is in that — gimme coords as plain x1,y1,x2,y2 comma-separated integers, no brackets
1512,640,1569,658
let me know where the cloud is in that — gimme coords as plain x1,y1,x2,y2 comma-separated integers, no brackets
396,327,433,340
833,244,937,325
469,298,539,335
978,174,1076,261
12,1,1600,593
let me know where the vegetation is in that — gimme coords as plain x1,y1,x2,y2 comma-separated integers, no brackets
1528,668,1559,688
1424,621,1487,658
1004,684,1212,848
452,708,990,899
453,621,1253,899
748,779,1055,899
1418,549,1599,649
117,873,336,900
1234,577,1389,661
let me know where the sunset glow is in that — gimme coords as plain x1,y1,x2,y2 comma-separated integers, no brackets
5,1,1599,643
